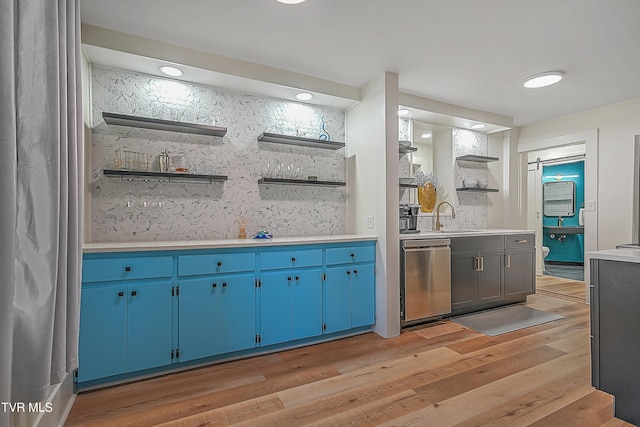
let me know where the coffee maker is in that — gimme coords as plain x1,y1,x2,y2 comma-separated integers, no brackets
399,204,420,233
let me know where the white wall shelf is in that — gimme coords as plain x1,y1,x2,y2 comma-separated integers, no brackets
102,112,228,137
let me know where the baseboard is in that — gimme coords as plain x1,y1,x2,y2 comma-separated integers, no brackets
10,374,76,427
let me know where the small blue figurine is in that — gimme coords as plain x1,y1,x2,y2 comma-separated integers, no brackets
252,230,273,239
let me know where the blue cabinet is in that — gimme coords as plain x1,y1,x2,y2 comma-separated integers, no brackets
78,280,172,382
178,277,220,362
260,268,323,346
178,251,256,359
219,273,256,353
79,240,375,386
325,245,376,333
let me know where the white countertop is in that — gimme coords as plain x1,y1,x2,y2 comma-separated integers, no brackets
399,228,536,240
83,234,378,253
588,248,640,264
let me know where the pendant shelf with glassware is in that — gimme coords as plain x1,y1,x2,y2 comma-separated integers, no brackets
257,132,345,150
102,112,228,137
258,177,346,187
103,169,228,184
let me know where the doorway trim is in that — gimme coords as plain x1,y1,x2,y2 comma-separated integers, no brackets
518,129,598,298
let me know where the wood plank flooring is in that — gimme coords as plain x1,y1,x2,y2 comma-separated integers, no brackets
66,277,635,427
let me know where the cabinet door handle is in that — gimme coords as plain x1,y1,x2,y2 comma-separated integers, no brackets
117,291,124,297
353,270,358,275
291,257,296,262
131,291,137,297
288,276,292,281
350,253,355,258
515,239,528,243
212,283,217,288
295,276,300,281
474,257,480,271
347,270,351,275
222,282,227,288
505,254,511,268
124,266,131,272
217,261,222,267
479,256,484,272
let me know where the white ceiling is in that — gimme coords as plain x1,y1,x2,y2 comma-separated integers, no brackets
79,0,640,127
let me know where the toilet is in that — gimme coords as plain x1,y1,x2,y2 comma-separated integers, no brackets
542,246,550,273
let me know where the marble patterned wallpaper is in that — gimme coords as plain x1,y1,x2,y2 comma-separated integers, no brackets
89,67,346,242
450,128,489,230
413,128,490,232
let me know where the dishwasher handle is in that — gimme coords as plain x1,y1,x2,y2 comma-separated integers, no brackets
402,239,451,249
403,245,449,253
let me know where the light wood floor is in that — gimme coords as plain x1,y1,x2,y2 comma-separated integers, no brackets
66,276,635,427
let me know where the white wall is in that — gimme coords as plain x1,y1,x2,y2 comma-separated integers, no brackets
346,72,399,338
520,97,640,250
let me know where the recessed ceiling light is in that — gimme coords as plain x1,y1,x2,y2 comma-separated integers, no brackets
398,108,410,117
523,71,563,88
277,0,306,4
295,92,313,101
159,66,183,77
471,124,486,130
421,132,432,138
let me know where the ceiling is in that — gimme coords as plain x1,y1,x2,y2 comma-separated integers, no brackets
79,0,640,127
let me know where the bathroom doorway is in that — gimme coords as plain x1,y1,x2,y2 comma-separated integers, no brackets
526,145,586,281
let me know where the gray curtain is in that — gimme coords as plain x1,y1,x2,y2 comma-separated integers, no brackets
0,0,82,421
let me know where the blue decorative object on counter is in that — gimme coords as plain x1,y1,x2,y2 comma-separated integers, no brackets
318,116,330,141
252,230,273,239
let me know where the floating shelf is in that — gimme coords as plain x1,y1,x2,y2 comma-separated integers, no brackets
456,187,499,193
456,155,499,163
102,112,227,137
399,178,417,188
399,145,418,154
258,177,346,187
103,169,228,183
258,132,345,150
400,183,418,188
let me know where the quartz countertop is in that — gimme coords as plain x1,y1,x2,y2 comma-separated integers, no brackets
399,228,536,240
83,234,378,253
588,248,640,264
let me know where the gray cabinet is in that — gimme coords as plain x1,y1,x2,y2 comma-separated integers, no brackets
590,258,640,425
450,235,504,314
504,234,535,302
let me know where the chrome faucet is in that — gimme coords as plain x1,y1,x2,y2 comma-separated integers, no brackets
435,201,456,231
558,216,563,226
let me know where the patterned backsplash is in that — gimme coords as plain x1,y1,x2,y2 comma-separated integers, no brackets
89,67,347,242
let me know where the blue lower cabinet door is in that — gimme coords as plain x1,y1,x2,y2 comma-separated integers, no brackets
293,268,323,340
351,263,376,328
219,273,256,354
260,271,293,346
179,277,220,362
78,284,127,382
325,266,352,333
127,281,173,373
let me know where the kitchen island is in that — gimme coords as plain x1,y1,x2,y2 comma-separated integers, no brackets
78,235,376,389
589,247,640,426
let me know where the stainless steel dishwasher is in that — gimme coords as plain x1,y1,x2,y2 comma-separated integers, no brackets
401,238,451,326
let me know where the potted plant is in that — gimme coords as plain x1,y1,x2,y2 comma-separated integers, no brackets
415,170,440,212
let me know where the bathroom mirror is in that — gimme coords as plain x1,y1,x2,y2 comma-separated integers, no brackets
543,181,575,216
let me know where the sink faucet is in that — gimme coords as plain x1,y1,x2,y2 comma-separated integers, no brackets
435,201,456,231
558,216,563,226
